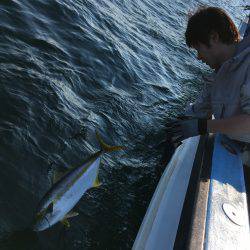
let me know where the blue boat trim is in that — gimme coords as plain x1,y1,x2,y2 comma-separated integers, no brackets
204,134,250,249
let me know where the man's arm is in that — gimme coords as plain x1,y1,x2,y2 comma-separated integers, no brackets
168,114,250,145
207,114,250,134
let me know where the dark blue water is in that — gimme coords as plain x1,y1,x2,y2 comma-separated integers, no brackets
0,0,244,249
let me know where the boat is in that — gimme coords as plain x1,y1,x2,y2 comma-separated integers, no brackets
133,5,250,250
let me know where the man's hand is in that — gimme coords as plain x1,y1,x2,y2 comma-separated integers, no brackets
166,117,208,144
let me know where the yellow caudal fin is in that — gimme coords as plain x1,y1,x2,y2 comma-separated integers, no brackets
96,131,124,153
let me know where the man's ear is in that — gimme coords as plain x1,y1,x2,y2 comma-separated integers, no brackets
209,32,219,44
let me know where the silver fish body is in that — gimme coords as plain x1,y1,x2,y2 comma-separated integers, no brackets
33,152,101,231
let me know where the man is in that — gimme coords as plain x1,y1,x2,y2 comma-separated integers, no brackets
168,7,250,165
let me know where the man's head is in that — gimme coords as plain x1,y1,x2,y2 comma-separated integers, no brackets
185,7,240,70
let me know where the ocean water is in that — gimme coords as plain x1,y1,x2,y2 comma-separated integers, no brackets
0,0,245,249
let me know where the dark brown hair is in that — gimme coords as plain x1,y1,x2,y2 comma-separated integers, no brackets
185,7,240,47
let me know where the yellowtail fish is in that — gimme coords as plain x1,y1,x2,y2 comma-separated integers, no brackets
33,132,123,231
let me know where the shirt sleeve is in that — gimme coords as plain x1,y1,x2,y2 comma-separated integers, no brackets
240,65,250,114
184,75,213,119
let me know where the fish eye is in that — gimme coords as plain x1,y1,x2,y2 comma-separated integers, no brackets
47,202,54,213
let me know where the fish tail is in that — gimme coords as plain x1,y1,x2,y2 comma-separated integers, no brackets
96,131,124,153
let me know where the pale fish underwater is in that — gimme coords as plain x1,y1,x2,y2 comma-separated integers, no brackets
33,132,123,232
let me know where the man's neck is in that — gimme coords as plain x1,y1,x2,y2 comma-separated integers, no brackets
221,43,237,61
215,43,237,70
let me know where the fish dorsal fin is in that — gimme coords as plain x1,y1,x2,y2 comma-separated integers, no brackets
93,176,102,188
64,211,79,219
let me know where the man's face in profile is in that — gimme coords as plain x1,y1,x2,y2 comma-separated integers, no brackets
193,33,222,70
